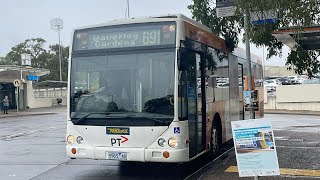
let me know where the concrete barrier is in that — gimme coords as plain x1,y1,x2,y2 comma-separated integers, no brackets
264,84,320,111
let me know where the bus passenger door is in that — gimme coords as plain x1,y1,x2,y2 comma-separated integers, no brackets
186,52,206,158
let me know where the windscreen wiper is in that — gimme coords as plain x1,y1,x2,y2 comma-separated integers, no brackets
72,112,111,125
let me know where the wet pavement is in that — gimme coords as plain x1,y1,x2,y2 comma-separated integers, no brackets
202,114,320,180
0,107,320,180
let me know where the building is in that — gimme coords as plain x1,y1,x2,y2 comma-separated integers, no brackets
0,65,66,110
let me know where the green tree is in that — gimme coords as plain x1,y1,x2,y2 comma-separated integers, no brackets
0,57,15,65
42,45,69,81
189,0,320,77
6,38,47,67
5,38,69,81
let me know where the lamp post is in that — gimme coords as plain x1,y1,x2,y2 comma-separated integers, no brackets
50,18,64,81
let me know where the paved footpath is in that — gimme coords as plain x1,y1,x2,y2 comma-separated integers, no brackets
0,106,66,119
200,113,320,180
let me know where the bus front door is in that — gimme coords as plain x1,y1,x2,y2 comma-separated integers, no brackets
186,52,206,158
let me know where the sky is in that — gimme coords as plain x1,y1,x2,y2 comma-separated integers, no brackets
0,0,289,66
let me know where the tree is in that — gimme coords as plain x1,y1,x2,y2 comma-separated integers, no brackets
6,38,47,67
189,0,320,77
5,38,69,81
42,45,69,81
0,57,15,65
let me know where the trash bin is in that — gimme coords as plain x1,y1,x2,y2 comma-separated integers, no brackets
57,98,62,105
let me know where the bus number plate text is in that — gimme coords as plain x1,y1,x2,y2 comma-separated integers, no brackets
108,152,127,160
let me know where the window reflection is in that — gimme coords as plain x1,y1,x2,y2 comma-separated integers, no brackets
70,51,175,116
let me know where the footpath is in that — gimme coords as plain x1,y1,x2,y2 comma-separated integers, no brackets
265,109,320,116
1,106,319,118
0,106,66,119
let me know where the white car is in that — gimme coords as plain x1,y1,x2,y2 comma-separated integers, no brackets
264,79,280,92
288,76,304,84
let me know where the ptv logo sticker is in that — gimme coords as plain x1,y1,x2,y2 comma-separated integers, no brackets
111,136,129,146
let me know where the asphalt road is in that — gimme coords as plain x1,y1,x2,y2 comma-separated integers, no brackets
1,109,320,180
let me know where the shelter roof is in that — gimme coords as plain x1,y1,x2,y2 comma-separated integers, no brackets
0,65,50,83
272,26,320,50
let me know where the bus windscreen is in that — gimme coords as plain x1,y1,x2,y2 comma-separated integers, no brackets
73,22,176,50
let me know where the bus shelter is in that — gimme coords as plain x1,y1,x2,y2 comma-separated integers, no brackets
0,65,50,110
272,26,320,51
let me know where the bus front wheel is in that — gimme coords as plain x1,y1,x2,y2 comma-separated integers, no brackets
210,117,222,158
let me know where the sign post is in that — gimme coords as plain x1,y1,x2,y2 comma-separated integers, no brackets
216,0,236,18
231,119,280,178
250,10,278,25
13,79,20,115
244,90,259,112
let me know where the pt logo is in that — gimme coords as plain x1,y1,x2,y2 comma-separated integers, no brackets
111,136,129,146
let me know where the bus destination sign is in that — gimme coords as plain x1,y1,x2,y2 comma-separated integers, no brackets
73,22,176,50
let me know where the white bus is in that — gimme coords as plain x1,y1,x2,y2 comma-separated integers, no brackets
66,14,264,163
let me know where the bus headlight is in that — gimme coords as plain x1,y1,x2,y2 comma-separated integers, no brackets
76,136,84,144
168,137,178,148
67,135,75,145
158,138,166,147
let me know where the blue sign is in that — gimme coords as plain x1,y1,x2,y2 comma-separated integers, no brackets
250,10,278,25
251,18,277,25
26,75,39,81
174,127,180,134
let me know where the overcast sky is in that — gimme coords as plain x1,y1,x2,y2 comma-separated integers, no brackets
0,0,288,66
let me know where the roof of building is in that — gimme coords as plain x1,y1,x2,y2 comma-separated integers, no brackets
0,65,50,83
33,80,67,89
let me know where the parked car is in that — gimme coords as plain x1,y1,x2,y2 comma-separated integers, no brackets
277,77,291,85
302,79,320,84
264,79,280,92
288,76,304,84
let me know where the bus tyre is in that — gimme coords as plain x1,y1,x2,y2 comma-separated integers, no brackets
210,124,221,158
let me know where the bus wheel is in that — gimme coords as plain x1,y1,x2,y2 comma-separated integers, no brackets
210,120,222,158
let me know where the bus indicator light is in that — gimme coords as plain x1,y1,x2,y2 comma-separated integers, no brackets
169,25,175,32
71,148,77,154
163,151,170,158
162,25,169,32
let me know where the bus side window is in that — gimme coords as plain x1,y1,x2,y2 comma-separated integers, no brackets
206,76,216,103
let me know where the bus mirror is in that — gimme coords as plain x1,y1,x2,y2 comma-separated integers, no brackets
178,48,190,71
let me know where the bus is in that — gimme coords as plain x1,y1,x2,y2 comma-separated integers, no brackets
66,14,264,163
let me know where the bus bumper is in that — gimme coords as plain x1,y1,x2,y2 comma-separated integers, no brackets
66,146,189,163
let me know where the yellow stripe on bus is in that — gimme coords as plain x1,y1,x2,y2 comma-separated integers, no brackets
225,166,320,177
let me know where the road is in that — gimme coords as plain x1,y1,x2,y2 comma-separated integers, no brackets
1,109,320,180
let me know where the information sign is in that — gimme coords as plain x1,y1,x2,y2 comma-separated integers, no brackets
26,75,39,81
231,119,280,177
73,22,176,50
216,0,236,18
13,79,20,87
250,10,278,25
244,90,259,111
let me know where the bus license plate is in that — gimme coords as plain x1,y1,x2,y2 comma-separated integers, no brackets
108,152,127,160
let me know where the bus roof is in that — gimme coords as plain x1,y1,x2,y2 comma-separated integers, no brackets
73,14,211,32
72,14,227,52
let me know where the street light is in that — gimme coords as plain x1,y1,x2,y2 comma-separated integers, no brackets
50,18,64,81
